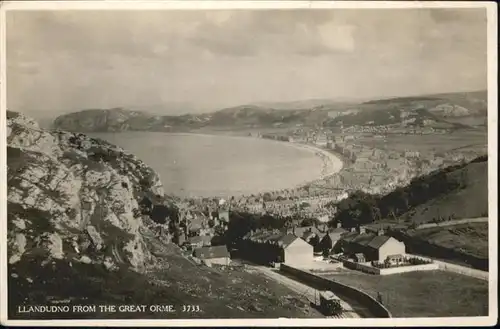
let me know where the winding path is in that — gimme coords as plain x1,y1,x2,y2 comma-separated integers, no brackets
245,264,370,318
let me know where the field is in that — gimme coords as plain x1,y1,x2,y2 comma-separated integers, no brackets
324,270,488,317
407,223,489,260
355,129,487,154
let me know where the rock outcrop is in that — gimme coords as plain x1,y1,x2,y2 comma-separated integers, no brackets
52,107,211,132
7,111,175,273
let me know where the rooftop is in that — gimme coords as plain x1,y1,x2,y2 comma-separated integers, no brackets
189,235,212,244
193,245,230,259
340,232,393,250
320,290,337,300
243,230,300,248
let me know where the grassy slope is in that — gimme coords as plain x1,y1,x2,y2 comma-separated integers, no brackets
9,237,320,319
325,270,488,317
363,159,489,267
401,161,488,224
406,223,489,260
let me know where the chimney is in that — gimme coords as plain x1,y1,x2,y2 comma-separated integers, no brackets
377,229,385,236
336,222,342,229
350,227,356,233
357,226,366,234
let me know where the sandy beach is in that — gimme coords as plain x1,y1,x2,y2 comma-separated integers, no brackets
289,142,344,179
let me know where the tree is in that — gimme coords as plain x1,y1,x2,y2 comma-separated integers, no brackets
309,235,320,249
263,192,273,202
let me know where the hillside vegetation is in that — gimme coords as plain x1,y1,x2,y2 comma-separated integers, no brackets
406,222,488,260
52,90,487,132
7,112,318,319
332,155,488,229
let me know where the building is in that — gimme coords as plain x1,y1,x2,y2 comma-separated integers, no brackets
404,150,420,158
282,234,314,266
317,225,347,254
287,226,322,239
239,229,313,266
193,245,231,266
218,209,230,222
336,227,406,262
188,235,212,248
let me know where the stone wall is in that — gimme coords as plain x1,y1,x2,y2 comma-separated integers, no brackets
280,264,392,318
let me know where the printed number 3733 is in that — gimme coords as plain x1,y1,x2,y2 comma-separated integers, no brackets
182,305,200,312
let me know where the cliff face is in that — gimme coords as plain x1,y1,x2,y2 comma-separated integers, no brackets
52,108,145,132
7,111,170,273
52,108,209,132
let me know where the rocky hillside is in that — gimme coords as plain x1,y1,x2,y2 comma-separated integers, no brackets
52,107,212,132
52,91,487,132
7,110,171,273
7,112,319,319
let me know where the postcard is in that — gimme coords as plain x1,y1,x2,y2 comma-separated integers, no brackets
0,1,497,327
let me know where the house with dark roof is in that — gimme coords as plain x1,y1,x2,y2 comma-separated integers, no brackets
290,226,322,238
336,227,406,262
188,235,212,248
193,245,231,266
239,229,313,266
317,226,348,255
283,225,324,248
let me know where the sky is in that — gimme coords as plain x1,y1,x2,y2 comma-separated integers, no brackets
6,8,488,117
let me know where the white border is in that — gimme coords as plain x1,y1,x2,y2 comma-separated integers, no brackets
0,1,497,327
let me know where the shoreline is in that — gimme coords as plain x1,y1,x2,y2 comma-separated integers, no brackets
154,132,345,197
90,131,345,199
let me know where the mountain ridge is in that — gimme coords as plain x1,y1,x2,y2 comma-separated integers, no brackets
51,90,487,132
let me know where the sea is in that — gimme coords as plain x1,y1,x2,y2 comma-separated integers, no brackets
90,132,332,198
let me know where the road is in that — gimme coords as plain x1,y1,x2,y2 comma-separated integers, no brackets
245,264,366,318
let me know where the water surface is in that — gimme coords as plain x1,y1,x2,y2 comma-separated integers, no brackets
90,132,339,198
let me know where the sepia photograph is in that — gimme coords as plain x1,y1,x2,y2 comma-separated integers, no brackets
0,1,497,327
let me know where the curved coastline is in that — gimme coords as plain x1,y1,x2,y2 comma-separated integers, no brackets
90,130,344,198
161,132,344,197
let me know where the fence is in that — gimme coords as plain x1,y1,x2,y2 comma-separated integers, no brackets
341,259,439,275
280,264,392,318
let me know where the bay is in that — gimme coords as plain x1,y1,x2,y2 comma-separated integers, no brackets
90,132,341,198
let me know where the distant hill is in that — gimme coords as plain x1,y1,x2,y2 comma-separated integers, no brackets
324,91,487,129
52,90,487,132
250,98,359,111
